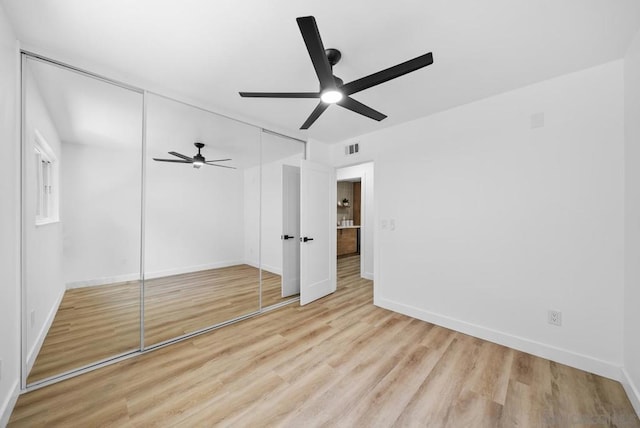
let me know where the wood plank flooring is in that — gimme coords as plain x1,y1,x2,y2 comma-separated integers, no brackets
12,255,639,427
29,265,287,383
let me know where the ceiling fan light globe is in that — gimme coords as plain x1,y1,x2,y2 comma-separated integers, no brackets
193,153,205,168
320,89,343,104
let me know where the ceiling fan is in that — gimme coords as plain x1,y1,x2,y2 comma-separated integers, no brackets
152,142,236,169
239,16,434,130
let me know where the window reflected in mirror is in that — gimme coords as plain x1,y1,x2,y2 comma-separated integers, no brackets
23,57,143,384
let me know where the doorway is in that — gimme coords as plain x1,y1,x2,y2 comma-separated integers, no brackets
336,162,374,281
337,178,361,258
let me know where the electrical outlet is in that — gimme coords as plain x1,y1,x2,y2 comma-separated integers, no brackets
381,219,388,230
30,310,35,328
390,219,396,231
548,310,562,326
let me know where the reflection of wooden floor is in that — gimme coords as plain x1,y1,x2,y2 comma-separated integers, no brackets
144,265,261,347
12,255,639,426
261,269,298,308
29,264,284,383
27,280,140,384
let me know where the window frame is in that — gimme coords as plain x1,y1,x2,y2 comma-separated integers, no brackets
34,130,59,226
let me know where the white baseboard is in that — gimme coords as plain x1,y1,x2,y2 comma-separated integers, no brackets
622,368,640,417
244,259,259,269
0,379,20,428
66,260,247,289
26,287,65,373
362,272,373,280
66,272,140,289
243,260,282,276
260,264,282,276
145,260,245,280
377,297,623,382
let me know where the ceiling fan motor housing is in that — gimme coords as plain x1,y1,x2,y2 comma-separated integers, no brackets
325,48,341,67
325,49,344,89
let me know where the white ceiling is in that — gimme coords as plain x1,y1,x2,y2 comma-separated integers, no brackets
4,0,640,143
28,57,305,168
28,57,143,150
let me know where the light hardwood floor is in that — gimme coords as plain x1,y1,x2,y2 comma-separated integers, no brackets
12,256,639,427
29,265,289,383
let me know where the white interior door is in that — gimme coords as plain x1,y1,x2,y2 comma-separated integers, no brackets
281,165,300,297
300,159,336,305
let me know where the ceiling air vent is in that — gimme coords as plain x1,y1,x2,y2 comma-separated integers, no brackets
345,143,359,156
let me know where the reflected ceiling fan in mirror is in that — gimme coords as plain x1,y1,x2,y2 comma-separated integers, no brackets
153,142,236,169
239,16,434,129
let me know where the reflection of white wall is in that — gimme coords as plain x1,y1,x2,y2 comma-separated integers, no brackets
145,164,246,275
259,161,280,274
243,166,260,269
27,57,145,289
61,142,141,286
24,70,65,370
145,94,256,276
0,5,20,423
337,163,374,280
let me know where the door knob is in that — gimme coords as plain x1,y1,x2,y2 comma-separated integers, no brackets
301,236,314,242
282,235,294,240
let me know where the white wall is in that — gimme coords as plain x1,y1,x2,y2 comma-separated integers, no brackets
61,141,142,287
0,3,20,425
306,139,331,165
624,28,640,414
243,166,260,270
336,163,374,280
23,69,66,371
144,94,253,276
348,61,625,380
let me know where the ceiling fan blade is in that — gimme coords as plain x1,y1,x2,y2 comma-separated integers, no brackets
300,102,330,129
153,158,192,163
169,151,193,161
338,97,387,122
239,92,319,98
204,163,237,169
204,158,232,163
296,16,336,90
342,52,434,96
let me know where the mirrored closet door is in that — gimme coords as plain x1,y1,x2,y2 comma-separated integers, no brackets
23,56,143,385
22,53,306,388
143,94,261,348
